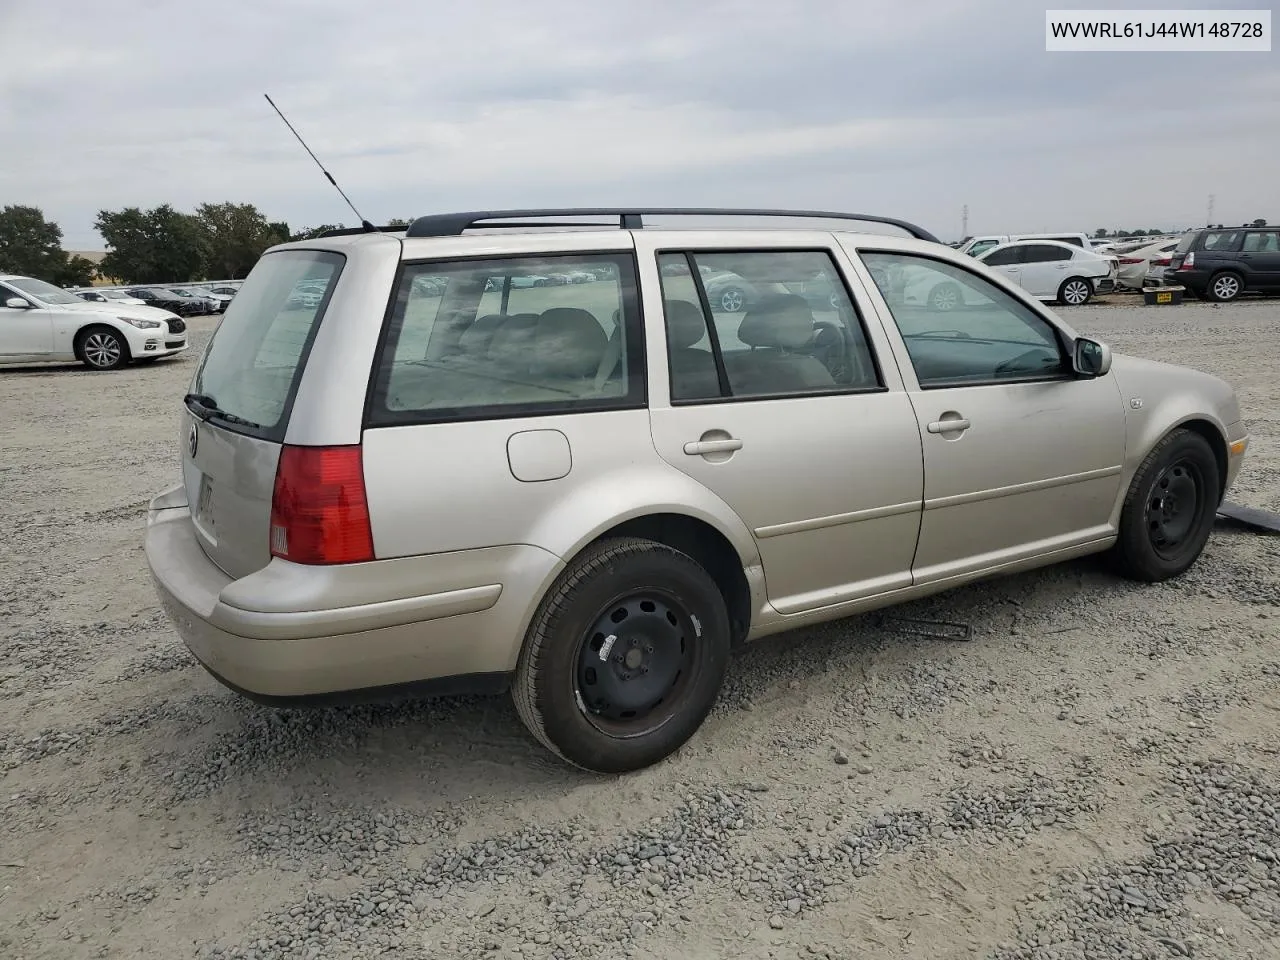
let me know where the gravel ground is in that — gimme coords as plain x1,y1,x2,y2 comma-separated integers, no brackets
1,296,1278,960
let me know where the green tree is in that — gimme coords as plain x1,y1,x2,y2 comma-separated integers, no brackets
1093,228,1109,238
196,202,290,279
289,223,344,241
97,204,207,284
0,204,91,284
53,255,98,287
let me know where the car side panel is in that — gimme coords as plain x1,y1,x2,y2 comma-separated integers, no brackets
1105,354,1242,520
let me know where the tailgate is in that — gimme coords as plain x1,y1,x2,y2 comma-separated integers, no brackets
182,410,282,579
180,248,346,579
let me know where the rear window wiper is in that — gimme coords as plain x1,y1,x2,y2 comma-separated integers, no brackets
183,393,262,429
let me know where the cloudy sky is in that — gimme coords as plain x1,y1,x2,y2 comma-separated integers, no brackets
1,0,1275,248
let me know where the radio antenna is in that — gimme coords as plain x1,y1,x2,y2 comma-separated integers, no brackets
264,93,375,231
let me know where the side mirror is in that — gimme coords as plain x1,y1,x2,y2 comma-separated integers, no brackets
1073,337,1112,377
5,297,30,310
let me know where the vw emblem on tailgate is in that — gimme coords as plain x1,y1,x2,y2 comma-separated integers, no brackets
188,422,199,458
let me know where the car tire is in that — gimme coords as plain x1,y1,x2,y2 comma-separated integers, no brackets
928,282,961,311
1110,428,1220,582
1207,271,1243,302
512,537,731,774
1058,277,1093,306
75,326,129,371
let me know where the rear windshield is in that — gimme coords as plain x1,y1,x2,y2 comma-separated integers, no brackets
1175,233,1196,254
190,249,344,441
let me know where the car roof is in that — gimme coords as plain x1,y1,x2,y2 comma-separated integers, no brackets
981,238,1086,253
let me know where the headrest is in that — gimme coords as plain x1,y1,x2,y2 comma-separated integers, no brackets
459,313,507,353
533,307,608,378
737,294,815,349
487,313,539,360
664,300,706,350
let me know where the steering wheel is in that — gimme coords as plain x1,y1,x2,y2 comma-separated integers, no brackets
810,320,851,382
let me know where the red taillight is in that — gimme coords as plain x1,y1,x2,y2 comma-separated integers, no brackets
1178,252,1195,271
1118,257,1144,264
1153,256,1171,266
269,445,374,565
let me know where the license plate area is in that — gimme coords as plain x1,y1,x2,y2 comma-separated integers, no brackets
195,473,216,537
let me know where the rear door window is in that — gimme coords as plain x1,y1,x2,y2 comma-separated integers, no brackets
189,249,344,441
367,254,645,425
1201,231,1243,252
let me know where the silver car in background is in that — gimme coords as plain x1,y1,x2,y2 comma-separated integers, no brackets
145,208,1248,774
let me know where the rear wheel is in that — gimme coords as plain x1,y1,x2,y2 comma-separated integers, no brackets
1058,277,1093,306
1207,271,1242,302
1110,428,1220,582
76,326,129,371
719,287,746,313
512,537,731,773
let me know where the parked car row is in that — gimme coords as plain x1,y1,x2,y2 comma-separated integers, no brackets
71,280,243,316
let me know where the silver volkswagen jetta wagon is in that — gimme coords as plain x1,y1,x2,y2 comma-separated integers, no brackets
146,208,1249,773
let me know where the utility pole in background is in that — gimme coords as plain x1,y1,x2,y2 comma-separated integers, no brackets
961,204,969,239
1207,194,1215,227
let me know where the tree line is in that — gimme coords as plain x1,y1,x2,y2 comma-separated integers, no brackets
0,203,399,287
1093,218,1267,239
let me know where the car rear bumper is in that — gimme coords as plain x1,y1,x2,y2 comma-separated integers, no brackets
145,484,563,699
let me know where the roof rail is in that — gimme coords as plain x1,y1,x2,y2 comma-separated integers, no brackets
402,208,939,243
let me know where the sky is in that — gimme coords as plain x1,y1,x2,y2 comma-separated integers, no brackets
0,0,1276,249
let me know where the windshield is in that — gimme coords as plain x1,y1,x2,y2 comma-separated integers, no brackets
7,276,86,305
101,290,132,300
191,250,344,440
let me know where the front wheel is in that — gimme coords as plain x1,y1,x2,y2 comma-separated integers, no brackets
76,327,128,371
928,282,961,311
1110,428,1220,582
512,537,731,773
1058,277,1093,306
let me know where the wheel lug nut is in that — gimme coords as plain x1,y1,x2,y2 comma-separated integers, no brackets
645,644,654,653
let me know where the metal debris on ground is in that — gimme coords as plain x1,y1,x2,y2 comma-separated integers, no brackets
877,616,973,641
1215,501,1280,535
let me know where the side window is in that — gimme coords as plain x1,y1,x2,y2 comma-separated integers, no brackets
1242,231,1280,252
0,284,21,307
1022,244,1071,263
656,249,881,402
861,251,1068,388
982,246,1022,267
1202,231,1242,252
368,254,643,424
967,239,1000,258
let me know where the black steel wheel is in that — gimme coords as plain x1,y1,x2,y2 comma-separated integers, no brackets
1111,428,1220,581
513,537,731,773
576,592,694,736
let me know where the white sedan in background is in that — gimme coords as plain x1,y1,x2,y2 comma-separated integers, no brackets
1114,239,1181,290
975,240,1118,306
0,274,188,370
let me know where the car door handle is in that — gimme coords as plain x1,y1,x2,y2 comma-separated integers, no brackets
684,438,743,455
927,418,971,434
